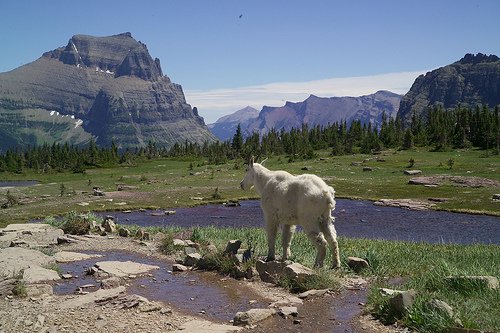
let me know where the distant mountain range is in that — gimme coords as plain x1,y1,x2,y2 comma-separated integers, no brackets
210,53,500,141
0,32,215,151
209,91,402,141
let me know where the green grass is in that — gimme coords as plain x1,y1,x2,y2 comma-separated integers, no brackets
0,148,498,227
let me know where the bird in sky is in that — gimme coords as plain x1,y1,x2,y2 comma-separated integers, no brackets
239,14,243,19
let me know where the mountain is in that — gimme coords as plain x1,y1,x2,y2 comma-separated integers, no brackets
0,32,216,151
239,91,401,137
398,53,500,123
208,106,259,141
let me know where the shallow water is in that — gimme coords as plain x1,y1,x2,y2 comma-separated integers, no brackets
53,250,269,321
99,199,500,245
0,180,39,187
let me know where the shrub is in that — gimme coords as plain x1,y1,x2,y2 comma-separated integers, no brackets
160,233,184,255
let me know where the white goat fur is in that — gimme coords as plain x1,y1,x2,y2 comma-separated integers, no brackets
240,160,340,268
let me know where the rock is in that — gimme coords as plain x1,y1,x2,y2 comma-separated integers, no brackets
408,177,439,186
93,188,105,196
118,227,130,237
164,210,176,215
184,253,202,267
404,170,422,175
102,217,116,233
172,264,188,272
0,223,63,248
205,244,218,254
58,286,126,309
0,247,55,277
398,53,500,124
492,194,500,200
224,240,242,254
363,167,373,172
23,266,61,283
61,273,73,279
143,232,150,241
0,278,16,296
445,275,499,290
94,261,159,278
54,251,103,263
173,239,186,247
255,260,290,283
279,306,298,317
233,308,276,326
301,166,310,171
100,276,121,289
388,289,417,317
426,299,462,326
57,235,79,244
135,229,145,239
347,256,370,273
351,161,362,166
174,319,242,332
26,284,53,297
184,246,199,255
283,262,316,284
269,296,303,308
298,289,330,299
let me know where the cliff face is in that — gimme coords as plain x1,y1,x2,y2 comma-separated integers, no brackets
398,53,500,123
0,32,215,150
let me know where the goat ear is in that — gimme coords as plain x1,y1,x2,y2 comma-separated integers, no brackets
261,157,268,166
249,156,254,167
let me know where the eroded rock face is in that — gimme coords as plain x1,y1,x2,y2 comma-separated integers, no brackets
0,32,216,150
398,53,500,124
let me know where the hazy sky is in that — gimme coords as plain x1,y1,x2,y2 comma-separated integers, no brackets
1,0,499,122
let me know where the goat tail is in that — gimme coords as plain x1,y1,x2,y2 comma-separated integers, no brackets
322,186,336,211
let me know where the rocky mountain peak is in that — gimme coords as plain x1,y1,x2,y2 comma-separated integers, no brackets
457,53,499,65
43,32,163,81
0,33,216,150
397,53,500,124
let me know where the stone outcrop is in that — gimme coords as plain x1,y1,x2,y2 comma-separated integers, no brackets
398,53,500,124
0,32,216,150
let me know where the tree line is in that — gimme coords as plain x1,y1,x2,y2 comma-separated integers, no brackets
0,105,498,173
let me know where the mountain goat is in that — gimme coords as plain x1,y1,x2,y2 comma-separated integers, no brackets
240,158,340,268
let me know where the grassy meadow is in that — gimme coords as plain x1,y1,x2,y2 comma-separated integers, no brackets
0,148,498,226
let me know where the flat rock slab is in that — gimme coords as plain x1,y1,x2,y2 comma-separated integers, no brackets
0,247,55,277
58,286,126,309
94,261,159,277
54,251,103,263
0,223,63,248
23,266,60,283
171,319,242,332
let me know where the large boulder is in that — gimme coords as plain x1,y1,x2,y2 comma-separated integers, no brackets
388,289,417,317
283,263,317,284
23,266,60,284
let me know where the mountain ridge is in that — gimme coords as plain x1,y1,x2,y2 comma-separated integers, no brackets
209,91,401,141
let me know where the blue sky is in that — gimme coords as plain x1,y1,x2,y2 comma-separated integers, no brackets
1,0,499,122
